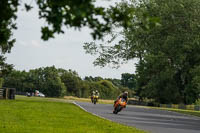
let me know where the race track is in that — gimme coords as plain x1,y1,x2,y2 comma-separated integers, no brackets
75,101,200,133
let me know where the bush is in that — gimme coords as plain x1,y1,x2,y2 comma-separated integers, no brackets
195,99,200,105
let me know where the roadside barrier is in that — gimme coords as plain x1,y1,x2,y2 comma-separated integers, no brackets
128,100,200,111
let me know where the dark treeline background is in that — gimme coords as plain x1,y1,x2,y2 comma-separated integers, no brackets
1,65,200,105
2,66,136,99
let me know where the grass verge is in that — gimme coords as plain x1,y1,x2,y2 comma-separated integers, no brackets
0,96,145,133
153,107,200,117
30,95,200,118
64,96,114,104
129,105,200,118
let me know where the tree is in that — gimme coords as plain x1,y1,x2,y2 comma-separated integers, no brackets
84,0,200,104
105,78,122,88
37,66,66,97
0,0,135,83
0,0,17,79
4,66,67,97
3,70,29,92
0,0,136,49
84,76,104,82
0,0,160,83
121,73,136,89
60,69,82,97
0,55,13,81
97,80,120,99
0,0,18,54
36,0,134,40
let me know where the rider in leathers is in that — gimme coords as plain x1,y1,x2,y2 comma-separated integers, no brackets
114,91,128,105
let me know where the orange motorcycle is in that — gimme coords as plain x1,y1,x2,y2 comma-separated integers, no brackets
113,98,127,114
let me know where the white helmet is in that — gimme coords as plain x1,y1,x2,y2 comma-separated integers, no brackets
124,91,128,95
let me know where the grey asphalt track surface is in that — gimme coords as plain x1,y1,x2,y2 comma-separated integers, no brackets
75,101,200,133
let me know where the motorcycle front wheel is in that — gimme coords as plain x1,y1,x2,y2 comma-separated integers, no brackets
94,98,97,104
113,105,121,114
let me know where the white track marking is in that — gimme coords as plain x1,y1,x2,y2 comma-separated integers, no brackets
73,101,114,122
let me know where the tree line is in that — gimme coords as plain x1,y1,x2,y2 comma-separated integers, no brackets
84,0,200,104
2,66,135,99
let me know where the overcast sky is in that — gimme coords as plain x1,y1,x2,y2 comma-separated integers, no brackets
5,0,136,79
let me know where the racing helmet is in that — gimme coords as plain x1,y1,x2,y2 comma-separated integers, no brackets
124,91,128,96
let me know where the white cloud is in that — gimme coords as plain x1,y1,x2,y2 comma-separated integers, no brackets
18,40,43,48
30,40,42,48
18,40,28,46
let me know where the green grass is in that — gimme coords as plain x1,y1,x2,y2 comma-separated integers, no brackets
0,96,145,133
148,106,200,117
159,108,200,117
64,96,115,104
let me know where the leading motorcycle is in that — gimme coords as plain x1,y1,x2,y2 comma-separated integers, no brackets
113,98,127,114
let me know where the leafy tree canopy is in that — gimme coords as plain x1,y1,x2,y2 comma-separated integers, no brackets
0,0,137,51
121,73,136,89
0,0,142,78
0,0,159,79
84,0,200,104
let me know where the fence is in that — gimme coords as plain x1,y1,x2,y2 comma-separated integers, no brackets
128,100,200,111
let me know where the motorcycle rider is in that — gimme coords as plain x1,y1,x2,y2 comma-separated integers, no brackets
91,90,95,103
114,91,128,105
94,90,99,102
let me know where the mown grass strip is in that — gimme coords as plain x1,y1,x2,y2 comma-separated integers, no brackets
0,97,145,133
64,96,114,104
126,104,200,118
159,108,200,117
146,106,200,117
